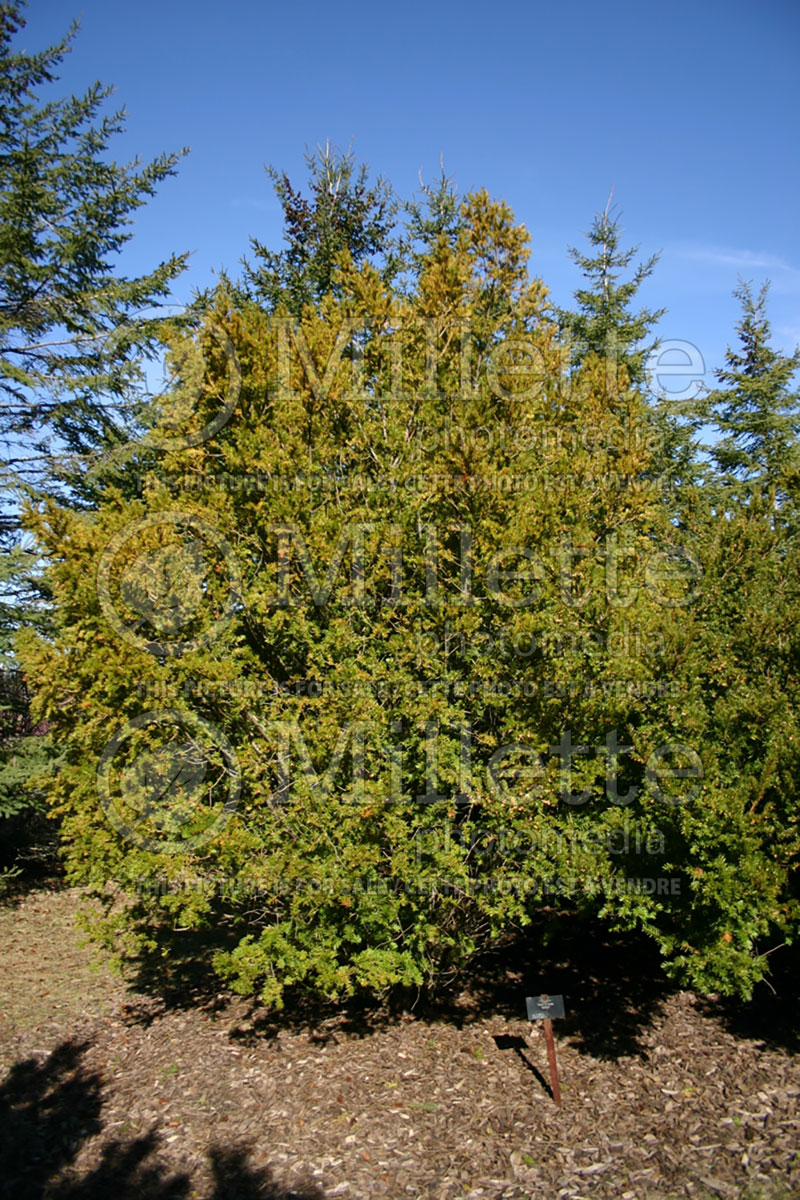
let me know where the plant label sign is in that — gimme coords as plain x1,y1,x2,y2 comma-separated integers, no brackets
525,994,565,1106
526,993,565,1022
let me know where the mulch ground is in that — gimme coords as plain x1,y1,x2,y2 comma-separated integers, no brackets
1,884,798,1200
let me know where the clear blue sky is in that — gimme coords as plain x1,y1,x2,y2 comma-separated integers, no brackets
20,0,800,389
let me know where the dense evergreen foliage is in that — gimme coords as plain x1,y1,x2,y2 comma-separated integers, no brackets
243,141,398,316
559,195,664,385
7,10,799,1003
0,3,188,496
706,280,800,500
0,0,186,858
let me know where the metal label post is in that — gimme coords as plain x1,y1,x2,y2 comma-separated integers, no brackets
526,993,565,1106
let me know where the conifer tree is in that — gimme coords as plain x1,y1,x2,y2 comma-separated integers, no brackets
400,162,464,284
14,132,800,1002
561,198,708,526
707,280,800,500
0,1,188,864
23,188,792,1004
560,196,664,385
0,1,189,499
243,141,398,316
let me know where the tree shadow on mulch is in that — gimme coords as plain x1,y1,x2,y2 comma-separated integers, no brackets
694,940,800,1056
420,911,677,1061
118,922,245,1014
479,914,673,1058
0,1040,325,1199
0,813,63,909
111,906,800,1066
225,911,676,1063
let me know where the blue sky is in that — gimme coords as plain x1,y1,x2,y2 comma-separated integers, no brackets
20,0,800,392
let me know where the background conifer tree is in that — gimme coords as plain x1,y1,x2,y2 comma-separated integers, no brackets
559,196,664,386
707,280,800,503
0,1,187,868
243,141,398,316
0,2,189,498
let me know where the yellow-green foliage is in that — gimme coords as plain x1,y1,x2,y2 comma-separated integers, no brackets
18,197,800,1004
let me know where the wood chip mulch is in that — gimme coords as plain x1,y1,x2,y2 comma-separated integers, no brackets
1,886,798,1200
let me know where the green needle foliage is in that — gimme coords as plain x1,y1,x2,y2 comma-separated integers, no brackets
0,0,187,866
18,177,799,1005
561,197,701,523
707,280,800,502
243,140,399,317
5,53,797,1002
560,195,665,386
400,162,465,283
0,0,189,497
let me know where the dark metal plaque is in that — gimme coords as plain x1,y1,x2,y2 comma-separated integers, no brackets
526,993,565,1021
